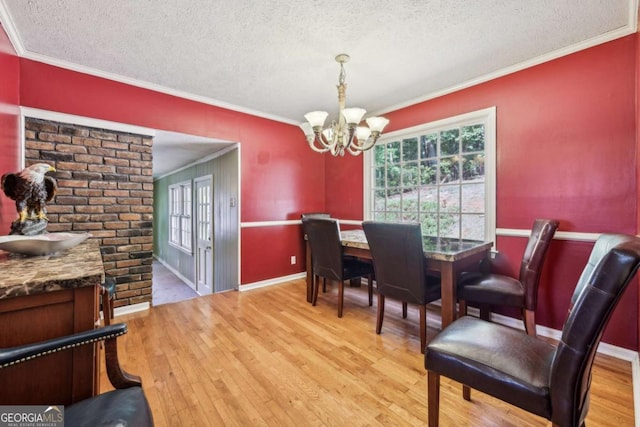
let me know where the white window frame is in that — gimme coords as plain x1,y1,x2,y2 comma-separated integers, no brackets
364,106,496,242
169,180,193,253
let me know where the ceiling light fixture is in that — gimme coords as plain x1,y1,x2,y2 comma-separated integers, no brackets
300,54,389,157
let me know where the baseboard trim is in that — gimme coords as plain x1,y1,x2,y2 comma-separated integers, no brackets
113,302,150,317
240,272,306,291
632,353,640,427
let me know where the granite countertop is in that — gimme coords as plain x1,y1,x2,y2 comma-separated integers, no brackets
0,239,104,300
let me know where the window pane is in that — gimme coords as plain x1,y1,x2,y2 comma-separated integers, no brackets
420,160,437,185
462,214,485,240
402,212,419,222
421,134,438,159
440,129,460,156
387,189,401,212
402,188,418,212
461,183,485,213
462,124,485,152
375,166,385,188
386,211,402,222
462,153,485,182
402,137,418,161
387,165,401,190
374,190,386,210
440,185,459,212
388,141,401,164
440,156,460,182
402,162,419,187
374,144,386,168
419,187,438,212
439,213,460,238
420,213,438,236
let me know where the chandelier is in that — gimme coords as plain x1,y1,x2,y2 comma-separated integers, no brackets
300,54,389,157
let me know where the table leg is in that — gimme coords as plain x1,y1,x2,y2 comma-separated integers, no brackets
440,263,457,329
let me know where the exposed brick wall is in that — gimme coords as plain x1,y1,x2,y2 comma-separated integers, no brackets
24,118,153,308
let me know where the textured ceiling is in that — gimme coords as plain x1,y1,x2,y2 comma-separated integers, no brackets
0,0,635,176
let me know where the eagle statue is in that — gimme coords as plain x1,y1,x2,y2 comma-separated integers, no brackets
1,163,57,223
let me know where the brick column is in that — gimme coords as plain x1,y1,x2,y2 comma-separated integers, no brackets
24,118,153,308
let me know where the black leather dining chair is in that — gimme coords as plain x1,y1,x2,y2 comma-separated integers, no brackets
362,221,441,353
0,293,154,426
425,233,640,426
301,212,332,294
458,218,559,336
302,217,374,317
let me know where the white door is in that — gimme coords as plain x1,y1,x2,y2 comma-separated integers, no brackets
195,177,213,294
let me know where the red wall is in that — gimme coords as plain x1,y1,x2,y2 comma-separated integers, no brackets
326,35,639,349
15,53,325,286
0,25,20,232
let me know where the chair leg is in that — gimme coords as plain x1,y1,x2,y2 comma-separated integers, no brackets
459,299,468,317
312,275,320,306
338,280,344,318
322,277,327,293
479,305,491,321
402,301,408,318
419,304,427,354
463,384,471,401
368,275,373,306
427,371,440,427
524,309,537,337
376,294,385,334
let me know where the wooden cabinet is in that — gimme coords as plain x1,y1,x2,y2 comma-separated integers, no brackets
0,239,103,405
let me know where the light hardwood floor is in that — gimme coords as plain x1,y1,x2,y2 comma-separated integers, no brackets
101,279,635,426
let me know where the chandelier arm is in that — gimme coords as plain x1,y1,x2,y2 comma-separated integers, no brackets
346,144,363,156
349,132,381,152
306,135,330,153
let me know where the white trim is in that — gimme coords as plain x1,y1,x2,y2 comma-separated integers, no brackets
633,353,640,427
168,180,194,254
113,301,150,317
241,220,301,228
20,107,156,137
237,144,242,291
154,143,239,181
497,228,606,242
0,1,25,55
239,272,306,291
18,112,25,169
373,23,638,117
18,52,298,126
338,219,364,226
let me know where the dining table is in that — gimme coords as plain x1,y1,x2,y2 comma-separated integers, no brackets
305,228,493,329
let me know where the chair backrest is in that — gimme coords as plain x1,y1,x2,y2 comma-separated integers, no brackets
302,218,344,282
301,212,331,219
362,221,428,304
519,219,559,310
549,234,640,426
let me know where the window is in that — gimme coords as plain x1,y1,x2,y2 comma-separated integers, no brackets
169,181,193,252
365,107,496,241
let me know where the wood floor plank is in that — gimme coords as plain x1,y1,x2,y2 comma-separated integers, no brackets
101,279,635,426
